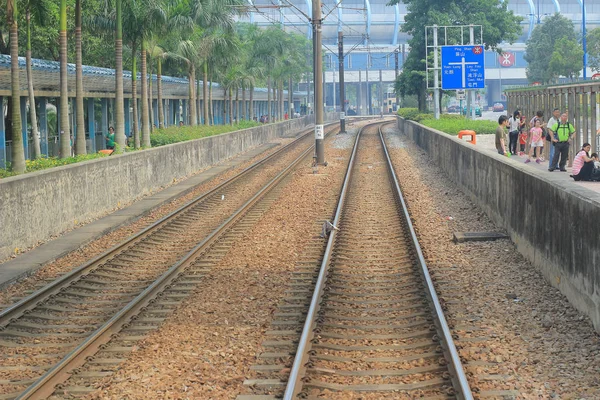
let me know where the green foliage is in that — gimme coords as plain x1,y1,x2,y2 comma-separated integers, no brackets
0,153,108,179
548,37,583,81
420,115,498,135
524,14,579,84
150,121,260,147
389,0,522,110
587,27,600,73
397,108,420,120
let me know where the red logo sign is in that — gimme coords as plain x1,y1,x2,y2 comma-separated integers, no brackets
592,73,600,80
473,46,483,55
498,52,515,67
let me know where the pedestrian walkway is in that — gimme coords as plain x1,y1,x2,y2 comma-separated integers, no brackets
474,134,600,194
0,142,279,289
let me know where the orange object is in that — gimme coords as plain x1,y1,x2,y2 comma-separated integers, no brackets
458,130,476,145
99,149,114,155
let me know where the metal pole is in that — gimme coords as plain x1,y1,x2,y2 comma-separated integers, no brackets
358,70,362,116
433,25,440,120
395,48,399,111
313,0,325,164
583,0,587,80
338,31,346,133
469,25,475,119
379,69,383,117
366,64,370,115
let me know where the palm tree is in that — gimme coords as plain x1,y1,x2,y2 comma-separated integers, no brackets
252,27,286,123
140,40,151,146
75,0,86,155
124,0,166,147
167,39,201,126
25,0,50,159
59,0,70,158
7,0,25,173
115,0,126,150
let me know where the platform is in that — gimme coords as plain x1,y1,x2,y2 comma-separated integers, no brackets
473,134,600,194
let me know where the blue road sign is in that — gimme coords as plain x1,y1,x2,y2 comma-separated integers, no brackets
441,45,485,90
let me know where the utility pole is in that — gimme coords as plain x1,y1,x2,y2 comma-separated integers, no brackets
394,48,399,111
338,31,346,133
469,25,475,120
379,69,383,117
583,0,587,80
313,0,325,164
433,25,440,120
358,70,362,116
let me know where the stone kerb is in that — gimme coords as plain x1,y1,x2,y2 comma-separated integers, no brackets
0,117,313,262
397,116,600,332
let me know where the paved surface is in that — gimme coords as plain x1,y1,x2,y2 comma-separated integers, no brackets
0,142,279,289
473,134,600,194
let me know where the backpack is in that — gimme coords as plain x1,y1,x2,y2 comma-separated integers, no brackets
552,122,572,142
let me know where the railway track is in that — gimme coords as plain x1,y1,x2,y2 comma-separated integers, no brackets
0,122,341,400
239,122,472,399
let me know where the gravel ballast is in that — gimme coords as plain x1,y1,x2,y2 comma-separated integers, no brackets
383,124,600,398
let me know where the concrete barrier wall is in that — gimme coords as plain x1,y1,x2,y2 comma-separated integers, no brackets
0,117,323,260
397,117,600,331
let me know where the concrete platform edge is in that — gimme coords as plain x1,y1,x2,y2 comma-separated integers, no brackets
397,116,600,333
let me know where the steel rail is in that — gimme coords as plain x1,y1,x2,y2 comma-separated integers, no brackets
283,121,474,399
15,122,329,400
379,123,473,399
0,122,337,329
283,121,378,400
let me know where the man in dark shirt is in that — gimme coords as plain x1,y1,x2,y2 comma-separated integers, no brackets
496,115,509,155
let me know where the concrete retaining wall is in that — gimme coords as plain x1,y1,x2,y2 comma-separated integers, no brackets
0,117,322,261
397,117,600,331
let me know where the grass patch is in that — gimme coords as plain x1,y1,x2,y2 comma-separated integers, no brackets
150,120,260,147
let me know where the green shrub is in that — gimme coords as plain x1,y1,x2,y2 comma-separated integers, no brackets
1,121,263,179
398,108,434,122
150,120,260,147
0,153,109,178
420,117,497,135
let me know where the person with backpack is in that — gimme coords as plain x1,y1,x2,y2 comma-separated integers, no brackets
549,113,575,172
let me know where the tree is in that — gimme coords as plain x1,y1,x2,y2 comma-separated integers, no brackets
524,14,579,84
114,0,126,150
25,0,51,159
75,0,86,155
587,27,600,73
59,0,70,158
7,0,25,173
388,0,522,111
548,37,583,82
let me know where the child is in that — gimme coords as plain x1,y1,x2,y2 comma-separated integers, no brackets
525,119,544,164
518,128,527,156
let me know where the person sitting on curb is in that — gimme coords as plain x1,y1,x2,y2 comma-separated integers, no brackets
496,115,509,156
571,143,595,181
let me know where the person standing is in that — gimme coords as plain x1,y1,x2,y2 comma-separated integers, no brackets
546,108,560,169
496,115,509,155
549,113,575,172
508,110,520,155
525,119,544,164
